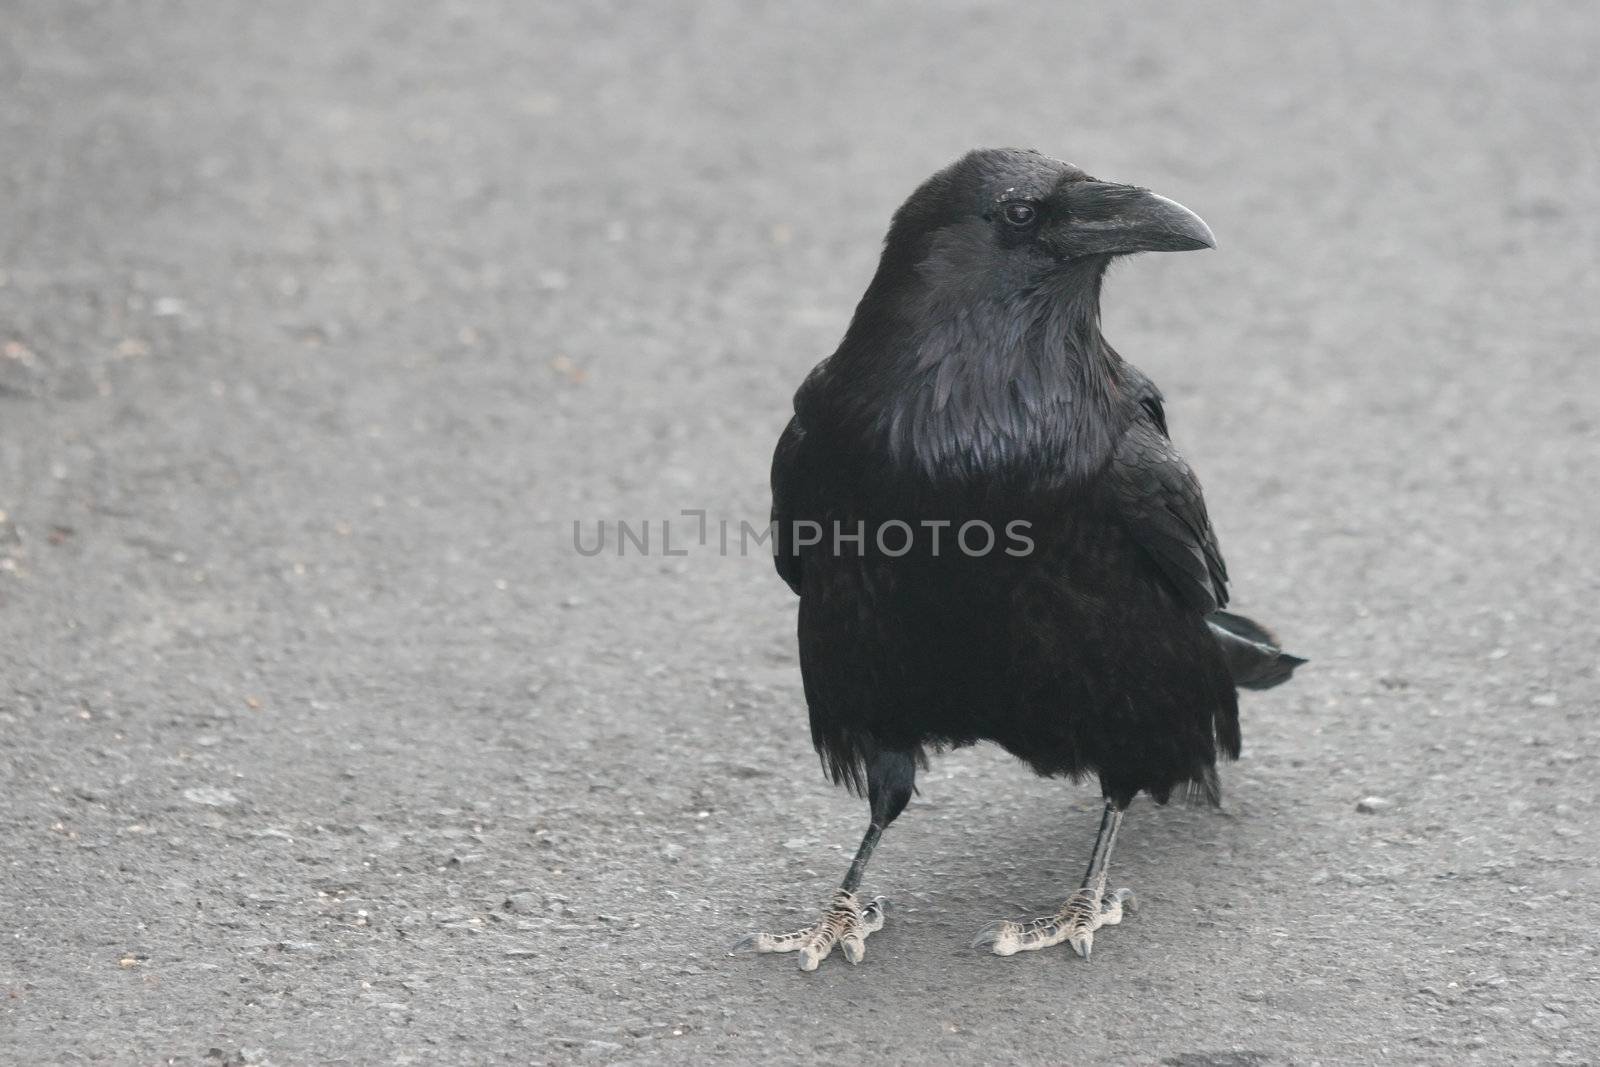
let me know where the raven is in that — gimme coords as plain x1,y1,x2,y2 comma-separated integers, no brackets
735,149,1303,970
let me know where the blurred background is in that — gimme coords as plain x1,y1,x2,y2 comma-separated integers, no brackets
1,2,1596,1063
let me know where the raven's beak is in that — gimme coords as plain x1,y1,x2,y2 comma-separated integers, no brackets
1056,182,1215,257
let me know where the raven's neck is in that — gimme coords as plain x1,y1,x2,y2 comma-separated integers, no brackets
827,261,1125,492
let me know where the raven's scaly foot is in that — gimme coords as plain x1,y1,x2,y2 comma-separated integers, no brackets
731,889,889,971
972,886,1136,959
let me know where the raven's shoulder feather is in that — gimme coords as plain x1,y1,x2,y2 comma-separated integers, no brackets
1119,360,1170,438
1105,394,1228,613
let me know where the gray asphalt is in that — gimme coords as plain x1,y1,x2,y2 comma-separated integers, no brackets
2,3,1598,1064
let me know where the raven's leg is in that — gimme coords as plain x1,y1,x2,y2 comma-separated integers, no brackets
732,748,916,971
972,801,1136,959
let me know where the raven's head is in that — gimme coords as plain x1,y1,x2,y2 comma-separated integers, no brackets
878,148,1213,307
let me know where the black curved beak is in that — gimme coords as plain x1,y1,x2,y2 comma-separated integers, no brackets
1055,182,1215,257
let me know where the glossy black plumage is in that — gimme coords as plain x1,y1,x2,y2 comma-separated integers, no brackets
771,148,1302,811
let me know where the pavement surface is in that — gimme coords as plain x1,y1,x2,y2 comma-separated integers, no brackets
2,2,1598,1064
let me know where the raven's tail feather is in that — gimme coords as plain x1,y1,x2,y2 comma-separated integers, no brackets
1176,765,1223,808
1208,610,1306,690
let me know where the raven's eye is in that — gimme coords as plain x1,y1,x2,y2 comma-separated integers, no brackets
1001,201,1037,227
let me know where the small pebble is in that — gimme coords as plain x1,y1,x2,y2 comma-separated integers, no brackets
502,892,539,914
184,787,239,808
1531,1011,1567,1034
1356,796,1392,814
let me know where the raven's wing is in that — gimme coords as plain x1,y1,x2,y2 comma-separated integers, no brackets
1107,371,1229,613
770,411,807,595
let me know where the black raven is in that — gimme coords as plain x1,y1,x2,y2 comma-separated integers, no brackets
735,149,1303,970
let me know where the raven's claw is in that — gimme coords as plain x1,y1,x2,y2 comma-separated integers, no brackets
974,886,1135,958
731,889,889,971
